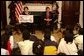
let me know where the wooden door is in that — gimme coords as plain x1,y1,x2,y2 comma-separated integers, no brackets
0,1,7,29
62,1,80,29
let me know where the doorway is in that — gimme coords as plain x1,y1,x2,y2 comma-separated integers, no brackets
0,1,7,30
62,1,80,29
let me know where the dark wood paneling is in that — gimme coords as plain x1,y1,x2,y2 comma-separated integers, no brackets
0,1,7,29
62,1,80,28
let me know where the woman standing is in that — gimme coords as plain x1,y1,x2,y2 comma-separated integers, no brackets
21,7,35,34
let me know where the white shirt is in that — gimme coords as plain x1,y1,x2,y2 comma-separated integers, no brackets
9,36,14,50
57,38,78,55
50,36,57,42
74,35,83,50
1,48,9,55
17,40,34,55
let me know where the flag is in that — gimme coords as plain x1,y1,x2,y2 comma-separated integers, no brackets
15,1,22,22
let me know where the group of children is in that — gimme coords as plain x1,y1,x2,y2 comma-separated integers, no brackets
1,23,83,55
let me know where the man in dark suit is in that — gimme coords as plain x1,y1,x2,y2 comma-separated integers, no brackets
42,7,53,33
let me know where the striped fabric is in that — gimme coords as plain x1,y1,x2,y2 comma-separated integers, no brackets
15,1,22,22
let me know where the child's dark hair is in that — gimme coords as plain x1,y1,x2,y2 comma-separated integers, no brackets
13,24,20,30
57,52,66,55
30,35,39,42
1,34,6,49
44,29,51,41
33,40,44,55
1,25,13,49
44,34,51,41
74,23,81,32
65,25,73,34
5,25,13,35
11,47,21,55
75,23,81,29
64,33,74,44
22,29,30,40
13,24,21,34
79,28,83,35
77,50,83,55
44,29,51,35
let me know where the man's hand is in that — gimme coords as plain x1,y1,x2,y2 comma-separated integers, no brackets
44,18,52,21
44,19,47,20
